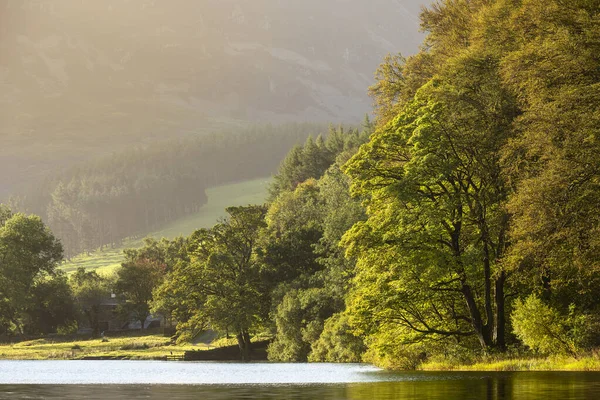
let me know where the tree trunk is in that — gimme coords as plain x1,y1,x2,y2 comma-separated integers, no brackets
483,241,494,339
244,331,251,359
11,317,23,336
461,283,490,350
237,330,251,361
88,307,99,336
494,271,506,350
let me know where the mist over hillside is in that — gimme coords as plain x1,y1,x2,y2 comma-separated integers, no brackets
0,0,428,197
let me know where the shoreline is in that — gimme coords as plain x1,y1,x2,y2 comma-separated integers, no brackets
2,333,600,371
417,355,600,372
1,353,600,372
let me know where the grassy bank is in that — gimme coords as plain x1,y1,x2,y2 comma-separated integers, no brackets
0,331,202,360
420,354,600,371
0,331,273,361
60,177,270,275
4,331,599,369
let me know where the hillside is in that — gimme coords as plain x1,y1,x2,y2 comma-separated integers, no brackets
0,0,428,196
60,177,270,275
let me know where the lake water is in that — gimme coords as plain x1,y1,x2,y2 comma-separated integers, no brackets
0,361,599,399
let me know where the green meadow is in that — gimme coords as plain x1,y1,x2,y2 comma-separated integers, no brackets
0,331,199,360
60,177,271,275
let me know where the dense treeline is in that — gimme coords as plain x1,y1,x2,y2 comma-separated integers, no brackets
11,123,327,257
149,124,371,359
340,0,600,366
0,123,364,339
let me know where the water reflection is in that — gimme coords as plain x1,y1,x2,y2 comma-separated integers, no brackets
344,372,600,400
0,369,599,399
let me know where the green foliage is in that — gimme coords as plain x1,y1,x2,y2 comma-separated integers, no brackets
268,145,305,200
57,321,79,336
369,53,435,126
24,273,77,335
269,125,368,200
344,62,515,350
340,0,600,367
116,257,165,329
0,212,66,334
512,296,600,355
317,155,366,249
267,291,311,362
309,313,365,363
150,256,205,343
265,135,368,362
499,0,600,313
69,268,113,334
190,206,268,331
155,205,268,359
123,237,189,275
358,315,448,370
512,295,572,355
260,180,325,287
116,237,188,330
268,288,338,362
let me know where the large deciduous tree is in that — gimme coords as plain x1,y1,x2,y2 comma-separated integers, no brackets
116,237,188,330
344,25,518,352
115,257,165,330
157,205,268,360
0,211,67,334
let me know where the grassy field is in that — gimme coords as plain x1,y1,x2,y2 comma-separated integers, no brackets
0,331,204,360
60,177,271,275
0,331,273,360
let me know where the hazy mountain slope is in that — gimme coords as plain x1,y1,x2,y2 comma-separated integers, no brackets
0,0,428,196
